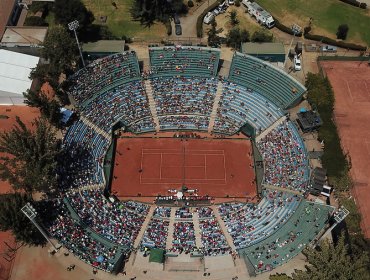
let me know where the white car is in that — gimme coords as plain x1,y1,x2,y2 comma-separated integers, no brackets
213,8,220,16
228,0,235,5
294,55,302,71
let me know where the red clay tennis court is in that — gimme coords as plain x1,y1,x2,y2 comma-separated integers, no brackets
321,60,370,238
111,137,256,198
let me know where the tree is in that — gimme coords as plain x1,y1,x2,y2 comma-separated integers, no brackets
131,0,187,27
0,193,45,245
24,16,48,26
270,274,293,280
292,233,370,280
0,117,60,194
207,19,222,47
23,90,62,128
226,27,249,50
42,26,78,72
251,30,273,42
228,10,239,26
336,24,349,40
54,0,94,31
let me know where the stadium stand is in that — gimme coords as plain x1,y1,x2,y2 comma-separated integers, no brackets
213,81,284,135
65,189,148,247
228,52,306,109
58,120,109,189
158,115,210,131
141,207,171,249
53,46,334,276
47,199,125,273
150,76,218,116
257,121,310,192
148,46,220,77
67,51,140,106
81,79,154,133
239,200,334,274
197,207,231,256
218,190,301,249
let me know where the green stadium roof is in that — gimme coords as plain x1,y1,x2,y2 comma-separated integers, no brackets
241,42,285,55
82,40,125,53
149,248,165,263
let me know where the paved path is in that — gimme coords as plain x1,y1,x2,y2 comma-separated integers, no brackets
166,208,176,249
80,115,110,139
208,80,224,133
255,116,286,141
133,206,155,248
144,80,160,131
192,212,203,248
211,205,237,251
169,0,219,39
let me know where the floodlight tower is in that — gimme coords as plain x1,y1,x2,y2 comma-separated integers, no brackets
21,202,58,251
68,20,86,68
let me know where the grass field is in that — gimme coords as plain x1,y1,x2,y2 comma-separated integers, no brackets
256,0,370,46
214,7,274,39
82,0,166,40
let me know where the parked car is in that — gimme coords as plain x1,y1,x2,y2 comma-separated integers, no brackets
294,55,302,71
173,14,180,24
203,12,215,24
175,24,182,36
213,8,220,16
228,0,235,5
218,1,228,13
320,45,337,53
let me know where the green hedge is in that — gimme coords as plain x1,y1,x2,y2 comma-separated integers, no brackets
304,32,367,51
196,1,220,38
339,0,367,9
274,18,302,37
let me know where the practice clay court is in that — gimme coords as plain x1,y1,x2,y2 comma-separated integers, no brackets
111,137,256,198
321,60,370,238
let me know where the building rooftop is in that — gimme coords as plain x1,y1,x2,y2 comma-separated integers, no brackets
0,49,40,105
82,40,126,53
0,26,48,46
0,0,15,38
241,42,285,55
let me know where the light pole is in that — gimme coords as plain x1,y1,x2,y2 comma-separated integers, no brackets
21,202,58,251
68,20,86,68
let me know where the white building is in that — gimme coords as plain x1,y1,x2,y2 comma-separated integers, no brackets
0,49,39,105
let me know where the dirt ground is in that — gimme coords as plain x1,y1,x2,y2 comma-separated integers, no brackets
320,60,370,238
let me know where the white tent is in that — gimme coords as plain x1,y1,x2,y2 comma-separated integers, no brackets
0,49,40,105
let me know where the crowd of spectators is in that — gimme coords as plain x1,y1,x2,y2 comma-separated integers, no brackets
196,207,231,256
242,201,333,273
149,46,219,77
213,81,283,135
170,222,196,254
175,207,193,219
68,52,140,105
47,199,119,272
228,52,306,109
65,189,148,247
218,190,301,249
159,115,209,131
257,121,309,192
57,120,109,189
150,76,218,116
153,206,171,218
81,80,153,133
128,117,156,133
141,218,169,250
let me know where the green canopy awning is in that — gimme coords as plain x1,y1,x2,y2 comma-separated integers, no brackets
149,248,165,263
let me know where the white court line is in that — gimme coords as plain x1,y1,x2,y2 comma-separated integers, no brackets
346,80,355,102
160,153,163,180
205,154,207,180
